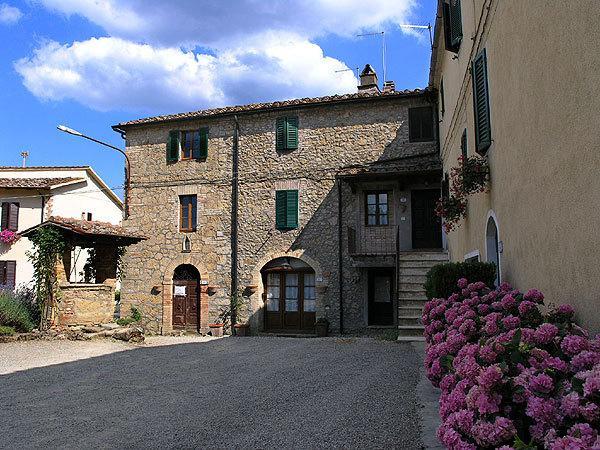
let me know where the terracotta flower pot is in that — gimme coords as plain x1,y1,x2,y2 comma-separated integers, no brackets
208,323,224,337
233,323,250,337
315,320,329,337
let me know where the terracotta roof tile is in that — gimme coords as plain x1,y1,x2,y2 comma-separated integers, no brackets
0,177,85,189
114,89,428,128
21,216,146,241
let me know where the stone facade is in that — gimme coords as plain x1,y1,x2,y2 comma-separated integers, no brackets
118,92,440,334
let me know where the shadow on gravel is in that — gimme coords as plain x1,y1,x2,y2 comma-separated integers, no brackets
1,337,423,449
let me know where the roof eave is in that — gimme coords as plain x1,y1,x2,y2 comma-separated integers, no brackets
112,89,429,130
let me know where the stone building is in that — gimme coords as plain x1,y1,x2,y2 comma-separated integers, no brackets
429,0,600,332
114,66,446,336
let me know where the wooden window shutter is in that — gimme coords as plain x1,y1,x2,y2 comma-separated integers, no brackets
8,203,19,231
198,128,209,159
1,203,8,231
286,117,298,150
449,0,463,49
5,261,16,287
285,190,298,228
472,49,492,153
167,130,180,162
275,190,287,229
276,118,286,151
191,196,198,230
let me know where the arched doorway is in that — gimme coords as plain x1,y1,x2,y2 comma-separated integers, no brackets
172,264,200,331
486,216,501,286
261,257,316,332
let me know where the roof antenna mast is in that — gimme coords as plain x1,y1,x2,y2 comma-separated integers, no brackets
356,31,386,84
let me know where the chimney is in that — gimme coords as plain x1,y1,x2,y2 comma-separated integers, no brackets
383,80,395,93
358,64,380,94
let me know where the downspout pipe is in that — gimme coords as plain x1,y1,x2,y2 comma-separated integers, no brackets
337,178,344,334
231,116,240,328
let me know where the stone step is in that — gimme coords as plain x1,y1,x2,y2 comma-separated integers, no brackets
398,260,445,269
398,274,428,284
398,315,422,326
397,325,425,338
398,267,431,276
399,298,428,308
398,291,429,300
397,335,426,342
398,252,449,261
398,282,425,292
398,306,424,316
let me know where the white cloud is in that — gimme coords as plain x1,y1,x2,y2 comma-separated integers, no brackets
0,3,23,24
36,0,417,47
15,34,357,113
17,1,420,112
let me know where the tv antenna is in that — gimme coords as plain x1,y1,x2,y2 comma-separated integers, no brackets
399,23,433,48
335,66,360,79
20,151,29,168
356,31,386,83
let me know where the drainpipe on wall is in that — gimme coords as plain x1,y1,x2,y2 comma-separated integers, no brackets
337,178,344,335
231,116,240,328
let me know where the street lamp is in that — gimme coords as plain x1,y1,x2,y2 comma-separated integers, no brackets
57,125,131,218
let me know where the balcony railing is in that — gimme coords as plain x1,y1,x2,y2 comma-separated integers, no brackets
348,225,398,256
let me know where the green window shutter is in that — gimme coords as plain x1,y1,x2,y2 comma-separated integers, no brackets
449,0,463,48
167,130,180,162
461,129,468,159
275,190,287,229
285,190,298,228
286,117,298,149
194,128,208,159
472,49,492,153
276,117,286,151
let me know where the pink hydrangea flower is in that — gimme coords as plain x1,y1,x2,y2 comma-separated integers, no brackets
534,323,559,345
561,335,589,356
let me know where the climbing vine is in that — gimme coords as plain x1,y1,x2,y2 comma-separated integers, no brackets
26,227,66,327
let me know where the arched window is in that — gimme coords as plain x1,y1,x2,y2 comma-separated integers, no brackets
486,216,501,286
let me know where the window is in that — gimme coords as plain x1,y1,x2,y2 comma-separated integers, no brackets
461,129,468,159
0,261,16,287
472,49,492,153
303,273,316,312
366,191,389,226
167,128,209,162
1,202,19,231
275,117,299,151
440,78,445,116
442,0,462,53
179,195,197,232
275,190,299,230
409,107,434,142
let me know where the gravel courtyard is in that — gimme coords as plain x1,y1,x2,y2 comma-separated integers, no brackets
0,336,430,449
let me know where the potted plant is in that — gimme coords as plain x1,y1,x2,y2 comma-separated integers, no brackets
208,322,224,337
0,230,19,245
233,323,250,336
315,317,329,337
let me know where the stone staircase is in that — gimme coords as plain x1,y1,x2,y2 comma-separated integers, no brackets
396,251,449,342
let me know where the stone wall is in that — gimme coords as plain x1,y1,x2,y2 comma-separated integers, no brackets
57,282,115,326
121,95,438,333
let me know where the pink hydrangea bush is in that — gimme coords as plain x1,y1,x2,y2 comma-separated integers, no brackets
423,278,600,449
0,229,19,245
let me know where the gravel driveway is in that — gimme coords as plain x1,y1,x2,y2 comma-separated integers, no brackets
0,336,426,449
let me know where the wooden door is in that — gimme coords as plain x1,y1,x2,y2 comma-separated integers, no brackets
264,270,315,332
412,189,443,249
172,280,199,330
368,268,394,326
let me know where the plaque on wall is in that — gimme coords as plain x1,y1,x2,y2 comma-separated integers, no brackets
174,285,186,296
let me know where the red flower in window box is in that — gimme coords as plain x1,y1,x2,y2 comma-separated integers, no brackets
0,230,19,245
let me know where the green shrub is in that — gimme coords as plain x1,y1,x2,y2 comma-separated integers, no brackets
0,325,15,336
130,306,142,322
424,262,496,299
116,306,142,326
116,317,136,326
0,290,34,332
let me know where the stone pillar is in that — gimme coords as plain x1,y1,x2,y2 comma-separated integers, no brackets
95,245,117,284
161,281,173,334
200,285,209,333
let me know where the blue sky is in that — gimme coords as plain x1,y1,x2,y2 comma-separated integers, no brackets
0,0,436,196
